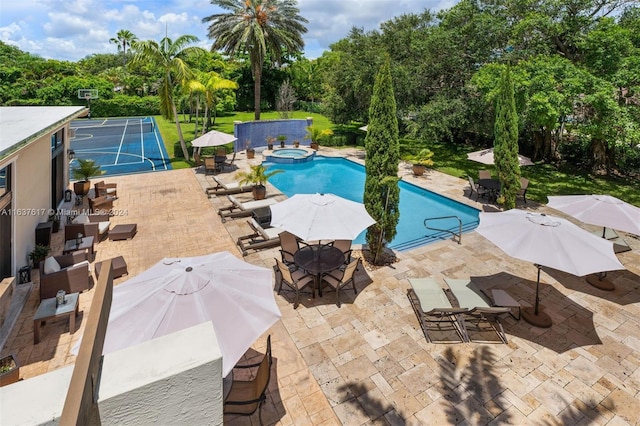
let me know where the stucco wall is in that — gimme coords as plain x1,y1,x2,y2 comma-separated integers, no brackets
0,322,224,425
11,132,53,274
98,321,224,425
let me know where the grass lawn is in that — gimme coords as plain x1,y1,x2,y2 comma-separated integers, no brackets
155,112,639,207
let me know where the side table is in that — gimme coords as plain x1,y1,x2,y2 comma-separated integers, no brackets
33,292,80,344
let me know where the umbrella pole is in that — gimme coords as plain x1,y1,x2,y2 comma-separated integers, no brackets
521,264,552,328
585,227,616,291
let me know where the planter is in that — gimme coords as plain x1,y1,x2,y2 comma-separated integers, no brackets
267,144,273,150
294,142,300,148
0,354,19,387
412,164,427,176
73,181,91,196
246,149,255,159
252,185,267,200
280,141,285,148
310,142,319,150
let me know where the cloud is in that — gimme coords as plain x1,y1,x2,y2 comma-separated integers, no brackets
0,0,457,61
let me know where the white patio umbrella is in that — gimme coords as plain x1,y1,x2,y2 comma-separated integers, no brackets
191,130,237,148
547,195,640,237
467,148,534,166
269,193,376,241
73,251,280,376
476,210,624,327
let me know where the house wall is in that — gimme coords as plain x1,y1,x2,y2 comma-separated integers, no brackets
1,123,73,276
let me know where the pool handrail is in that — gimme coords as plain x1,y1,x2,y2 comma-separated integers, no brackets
424,216,463,245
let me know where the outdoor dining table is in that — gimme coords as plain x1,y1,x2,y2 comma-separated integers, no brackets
294,244,345,297
478,178,501,202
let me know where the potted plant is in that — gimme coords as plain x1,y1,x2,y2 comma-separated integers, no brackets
277,134,287,148
266,136,275,151
305,126,333,150
235,164,284,200
71,158,103,196
48,213,60,233
29,244,50,269
245,140,255,159
404,148,435,176
293,139,300,148
0,354,19,387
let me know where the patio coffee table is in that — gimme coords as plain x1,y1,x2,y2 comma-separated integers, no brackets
63,236,94,258
33,292,79,344
95,256,128,280
109,224,137,241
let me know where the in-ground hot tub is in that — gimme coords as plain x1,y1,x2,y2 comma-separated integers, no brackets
264,147,315,163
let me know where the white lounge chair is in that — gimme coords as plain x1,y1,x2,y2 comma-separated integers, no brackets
205,175,254,197
237,218,284,256
444,278,510,344
218,195,278,222
407,278,468,343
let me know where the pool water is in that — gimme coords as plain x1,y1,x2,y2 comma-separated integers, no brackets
264,156,480,250
272,148,307,158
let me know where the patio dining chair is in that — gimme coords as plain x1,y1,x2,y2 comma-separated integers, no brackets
274,258,315,309
320,258,360,307
279,231,303,270
468,176,489,201
224,335,272,425
478,170,492,180
330,239,353,266
517,177,529,204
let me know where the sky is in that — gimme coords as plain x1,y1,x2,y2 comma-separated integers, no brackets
0,0,456,62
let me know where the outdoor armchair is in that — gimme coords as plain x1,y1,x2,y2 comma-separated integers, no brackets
278,231,303,270
88,195,114,213
329,239,353,266
67,213,110,242
39,252,90,300
224,335,273,424
94,180,117,198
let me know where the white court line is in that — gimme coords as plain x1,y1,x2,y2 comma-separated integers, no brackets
139,120,145,164
114,121,128,165
151,118,168,170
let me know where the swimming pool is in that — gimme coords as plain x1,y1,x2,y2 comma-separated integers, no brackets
264,156,480,250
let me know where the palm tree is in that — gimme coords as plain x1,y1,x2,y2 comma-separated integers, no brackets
130,35,206,160
109,29,138,66
203,71,238,131
203,0,308,120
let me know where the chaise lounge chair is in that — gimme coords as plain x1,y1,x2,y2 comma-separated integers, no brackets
237,218,285,256
593,227,631,254
205,175,254,197
443,278,510,344
407,278,468,343
218,195,278,223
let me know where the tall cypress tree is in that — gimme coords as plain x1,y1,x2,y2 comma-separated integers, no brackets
493,66,521,210
364,58,400,263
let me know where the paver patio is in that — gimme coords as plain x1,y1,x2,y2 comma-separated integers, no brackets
1,147,639,425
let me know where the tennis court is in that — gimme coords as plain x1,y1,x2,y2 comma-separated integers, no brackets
70,117,172,177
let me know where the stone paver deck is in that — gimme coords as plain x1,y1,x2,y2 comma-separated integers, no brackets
2,146,639,425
